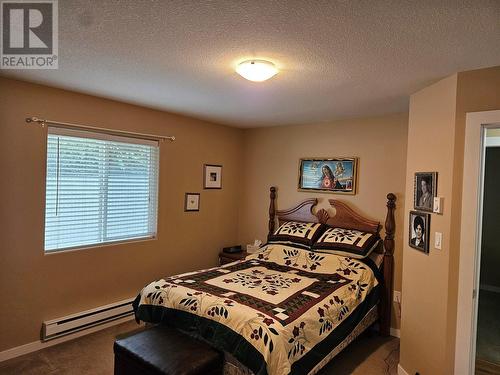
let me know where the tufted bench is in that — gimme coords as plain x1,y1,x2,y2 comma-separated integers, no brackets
114,325,223,375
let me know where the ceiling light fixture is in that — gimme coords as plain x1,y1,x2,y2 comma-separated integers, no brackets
236,60,278,82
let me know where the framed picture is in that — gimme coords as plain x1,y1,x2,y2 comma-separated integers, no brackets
204,164,222,189
298,158,358,194
409,211,430,253
414,172,437,212
185,193,200,211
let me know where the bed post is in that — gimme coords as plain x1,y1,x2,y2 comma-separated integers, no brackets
268,187,277,240
380,193,396,336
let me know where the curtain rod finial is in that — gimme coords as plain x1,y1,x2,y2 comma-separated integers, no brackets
26,117,46,127
26,116,41,123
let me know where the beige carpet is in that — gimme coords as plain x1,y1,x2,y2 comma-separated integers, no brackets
0,321,399,375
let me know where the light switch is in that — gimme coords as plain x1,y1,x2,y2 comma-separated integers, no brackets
433,197,443,214
435,232,442,250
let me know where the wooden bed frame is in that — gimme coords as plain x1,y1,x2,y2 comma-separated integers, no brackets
266,186,396,336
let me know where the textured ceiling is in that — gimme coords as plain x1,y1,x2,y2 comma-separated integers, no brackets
3,1,500,127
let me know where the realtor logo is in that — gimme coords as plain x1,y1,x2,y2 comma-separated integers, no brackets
1,0,58,69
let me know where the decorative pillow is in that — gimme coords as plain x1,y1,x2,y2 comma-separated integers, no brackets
311,227,381,259
268,221,326,249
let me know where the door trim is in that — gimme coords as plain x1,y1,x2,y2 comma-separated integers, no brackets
455,110,500,374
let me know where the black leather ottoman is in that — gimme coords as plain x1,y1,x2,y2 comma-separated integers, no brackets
114,325,223,375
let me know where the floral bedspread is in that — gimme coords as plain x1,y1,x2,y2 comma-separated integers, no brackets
133,244,381,375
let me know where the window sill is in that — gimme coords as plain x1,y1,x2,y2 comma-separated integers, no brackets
44,236,157,255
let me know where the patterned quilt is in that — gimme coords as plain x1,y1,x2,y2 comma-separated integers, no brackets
133,244,382,375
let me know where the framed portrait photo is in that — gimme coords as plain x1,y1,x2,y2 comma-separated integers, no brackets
185,193,200,212
414,172,437,212
298,158,358,194
409,211,430,253
204,164,222,189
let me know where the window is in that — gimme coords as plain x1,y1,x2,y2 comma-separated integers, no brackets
44,127,159,252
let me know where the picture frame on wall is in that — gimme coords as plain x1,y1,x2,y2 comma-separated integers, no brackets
185,193,200,212
414,172,437,212
204,164,222,189
409,211,430,253
298,158,358,194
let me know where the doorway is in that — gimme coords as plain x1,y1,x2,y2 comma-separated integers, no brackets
475,130,500,374
455,110,500,375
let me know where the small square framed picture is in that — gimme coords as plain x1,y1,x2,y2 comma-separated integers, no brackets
185,193,200,212
409,211,430,253
414,172,437,212
204,164,222,189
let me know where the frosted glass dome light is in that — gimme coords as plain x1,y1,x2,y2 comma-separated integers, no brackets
236,60,278,82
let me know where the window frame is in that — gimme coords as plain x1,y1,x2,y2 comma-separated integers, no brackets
43,126,160,253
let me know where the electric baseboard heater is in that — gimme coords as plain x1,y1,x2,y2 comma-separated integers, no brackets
42,298,135,341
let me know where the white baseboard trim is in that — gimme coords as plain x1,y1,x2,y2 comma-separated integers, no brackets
0,315,135,362
398,363,410,375
480,284,500,293
390,327,401,338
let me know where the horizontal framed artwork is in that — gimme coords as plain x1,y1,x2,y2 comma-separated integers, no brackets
298,158,358,194
185,193,200,212
204,164,222,189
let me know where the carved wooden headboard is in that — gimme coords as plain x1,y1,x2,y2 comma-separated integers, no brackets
269,189,381,235
266,186,396,337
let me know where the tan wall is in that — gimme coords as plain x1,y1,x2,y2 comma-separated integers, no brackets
400,74,458,375
400,66,500,375
0,77,244,351
238,113,409,330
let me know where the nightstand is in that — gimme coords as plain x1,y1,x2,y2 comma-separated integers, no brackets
219,250,248,265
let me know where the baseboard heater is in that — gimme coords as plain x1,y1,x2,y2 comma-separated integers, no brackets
42,297,135,341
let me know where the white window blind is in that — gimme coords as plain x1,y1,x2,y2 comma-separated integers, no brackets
44,127,159,252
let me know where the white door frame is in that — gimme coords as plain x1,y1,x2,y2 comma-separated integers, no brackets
455,110,500,374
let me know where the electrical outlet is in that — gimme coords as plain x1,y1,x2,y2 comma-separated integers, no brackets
393,291,402,319
393,291,401,303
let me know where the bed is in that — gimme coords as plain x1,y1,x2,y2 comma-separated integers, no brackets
133,186,396,375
